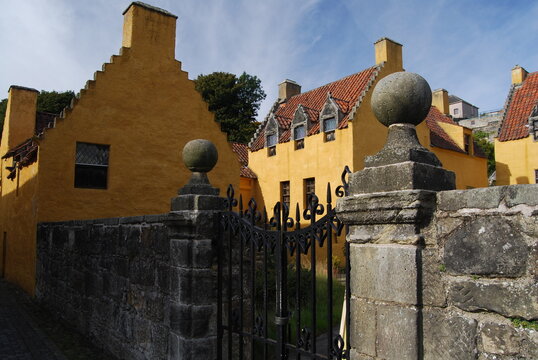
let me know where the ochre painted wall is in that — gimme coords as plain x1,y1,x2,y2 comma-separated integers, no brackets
0,4,240,294
431,147,488,189
0,160,39,295
37,45,239,223
495,137,538,185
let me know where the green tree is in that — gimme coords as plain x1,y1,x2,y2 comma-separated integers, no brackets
0,90,75,138
194,72,266,144
474,130,495,177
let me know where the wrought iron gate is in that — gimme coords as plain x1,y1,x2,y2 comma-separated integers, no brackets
217,167,351,359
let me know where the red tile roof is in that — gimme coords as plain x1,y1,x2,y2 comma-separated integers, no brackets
426,106,486,158
231,142,257,179
250,66,380,150
250,67,482,158
498,72,538,142
426,106,465,153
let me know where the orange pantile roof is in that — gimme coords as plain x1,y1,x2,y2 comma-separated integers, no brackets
498,72,538,142
250,66,481,157
426,106,486,158
231,142,257,179
250,65,380,150
426,106,464,153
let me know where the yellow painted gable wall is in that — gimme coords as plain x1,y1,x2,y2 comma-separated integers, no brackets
495,137,538,185
434,123,487,188
0,4,240,294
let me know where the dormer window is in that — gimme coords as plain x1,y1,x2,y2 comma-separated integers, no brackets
532,119,538,141
267,133,277,147
323,117,336,142
267,133,277,156
294,124,305,150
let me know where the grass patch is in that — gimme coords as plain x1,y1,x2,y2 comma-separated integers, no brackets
511,318,538,331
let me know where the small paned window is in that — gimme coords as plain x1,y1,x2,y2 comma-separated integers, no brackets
75,142,109,189
533,120,538,141
535,169,538,184
294,125,305,140
267,134,277,147
454,108,459,115
464,134,471,154
324,117,336,142
324,117,336,132
304,177,315,207
280,181,290,208
294,125,305,150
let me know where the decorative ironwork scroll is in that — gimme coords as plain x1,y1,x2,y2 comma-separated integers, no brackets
217,167,352,359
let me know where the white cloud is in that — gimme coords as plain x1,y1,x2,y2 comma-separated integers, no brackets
1,0,537,120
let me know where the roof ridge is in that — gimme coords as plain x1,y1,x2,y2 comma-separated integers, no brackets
284,66,378,103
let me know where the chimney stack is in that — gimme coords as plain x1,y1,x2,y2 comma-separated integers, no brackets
511,65,528,85
374,38,403,72
122,2,178,59
278,79,301,102
1,86,38,150
432,88,449,115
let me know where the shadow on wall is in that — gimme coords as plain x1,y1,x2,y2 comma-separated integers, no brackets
0,175,39,295
516,176,529,184
495,162,510,185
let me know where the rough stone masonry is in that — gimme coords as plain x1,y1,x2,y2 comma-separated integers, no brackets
337,72,537,360
36,139,224,360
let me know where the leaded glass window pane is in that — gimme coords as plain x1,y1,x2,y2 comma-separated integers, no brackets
324,117,336,132
76,143,109,166
294,125,305,140
75,142,109,189
267,134,277,147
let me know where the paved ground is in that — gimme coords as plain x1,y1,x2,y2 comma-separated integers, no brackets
0,279,114,360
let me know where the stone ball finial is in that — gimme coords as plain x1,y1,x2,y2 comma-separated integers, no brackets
182,139,218,173
371,72,432,127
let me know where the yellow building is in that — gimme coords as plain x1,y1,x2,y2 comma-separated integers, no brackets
495,66,538,185
248,38,487,213
0,2,240,294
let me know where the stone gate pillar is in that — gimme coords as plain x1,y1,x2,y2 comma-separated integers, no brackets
337,73,455,360
166,139,225,360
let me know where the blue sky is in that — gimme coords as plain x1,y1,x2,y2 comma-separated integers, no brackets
1,0,537,121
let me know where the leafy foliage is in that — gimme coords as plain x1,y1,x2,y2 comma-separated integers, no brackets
194,72,266,144
36,90,75,115
474,130,495,177
0,90,75,138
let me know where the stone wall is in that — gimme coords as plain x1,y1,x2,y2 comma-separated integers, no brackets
339,185,538,360
423,185,537,359
36,189,223,360
36,215,171,359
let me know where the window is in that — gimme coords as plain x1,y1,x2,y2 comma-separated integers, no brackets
294,125,305,150
535,170,538,184
464,134,471,154
324,117,336,142
454,108,459,115
280,181,290,208
267,133,277,156
304,177,315,207
267,134,277,147
533,120,538,141
75,142,109,189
